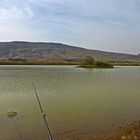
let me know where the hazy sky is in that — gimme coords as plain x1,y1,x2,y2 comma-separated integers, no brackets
0,0,140,54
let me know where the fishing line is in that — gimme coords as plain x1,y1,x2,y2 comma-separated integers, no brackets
28,70,54,140
7,111,23,140
13,119,24,140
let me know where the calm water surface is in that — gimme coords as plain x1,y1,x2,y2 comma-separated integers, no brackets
0,65,140,140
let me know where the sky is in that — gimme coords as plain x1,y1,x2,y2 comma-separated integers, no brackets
0,0,140,54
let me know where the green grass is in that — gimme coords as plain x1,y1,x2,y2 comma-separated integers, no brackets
0,61,79,65
113,63,140,66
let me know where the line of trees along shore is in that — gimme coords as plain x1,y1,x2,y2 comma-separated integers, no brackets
0,57,139,66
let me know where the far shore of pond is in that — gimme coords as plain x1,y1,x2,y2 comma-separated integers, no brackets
0,61,140,66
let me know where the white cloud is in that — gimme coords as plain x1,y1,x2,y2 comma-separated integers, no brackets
0,6,34,20
0,0,34,21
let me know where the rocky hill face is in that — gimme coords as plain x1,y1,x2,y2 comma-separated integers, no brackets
0,41,139,62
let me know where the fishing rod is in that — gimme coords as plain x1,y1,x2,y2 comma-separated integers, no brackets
32,82,54,140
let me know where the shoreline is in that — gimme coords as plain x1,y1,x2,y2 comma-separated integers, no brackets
95,120,140,140
0,61,140,66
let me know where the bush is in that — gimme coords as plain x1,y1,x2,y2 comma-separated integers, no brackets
95,61,113,68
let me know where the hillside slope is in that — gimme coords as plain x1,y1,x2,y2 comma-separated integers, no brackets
0,41,139,62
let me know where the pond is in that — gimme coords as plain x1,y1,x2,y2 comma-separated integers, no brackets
0,65,140,140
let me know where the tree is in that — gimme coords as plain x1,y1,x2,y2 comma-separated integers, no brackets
81,56,95,65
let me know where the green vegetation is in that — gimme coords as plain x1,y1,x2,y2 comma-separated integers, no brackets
80,56,114,68
0,59,139,66
95,61,114,68
0,61,79,65
110,61,140,66
81,56,95,65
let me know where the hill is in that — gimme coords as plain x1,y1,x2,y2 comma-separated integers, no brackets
0,41,139,63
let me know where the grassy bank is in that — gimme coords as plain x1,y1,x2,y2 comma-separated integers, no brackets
0,60,140,66
109,61,140,66
0,61,79,65
113,63,140,66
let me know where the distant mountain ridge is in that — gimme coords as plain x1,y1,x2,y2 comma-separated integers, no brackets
0,41,139,62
